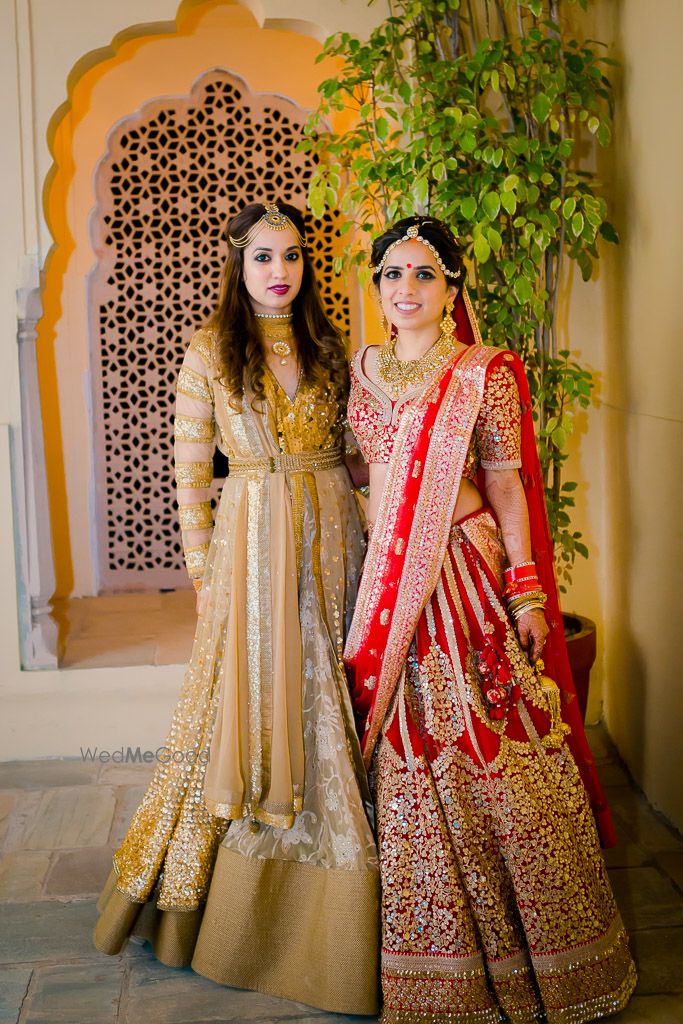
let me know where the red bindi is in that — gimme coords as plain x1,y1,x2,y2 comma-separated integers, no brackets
406,262,412,268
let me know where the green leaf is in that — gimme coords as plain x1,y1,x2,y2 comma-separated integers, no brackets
482,192,501,220
501,191,517,215
552,426,568,448
375,117,389,141
473,234,491,263
562,481,578,491
487,227,503,252
461,196,477,220
514,277,533,303
461,131,477,153
503,174,519,192
600,221,620,244
415,176,429,207
587,115,600,135
572,211,585,236
563,197,576,219
532,92,552,124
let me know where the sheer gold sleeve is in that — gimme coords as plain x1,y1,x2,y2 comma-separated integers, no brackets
174,333,216,581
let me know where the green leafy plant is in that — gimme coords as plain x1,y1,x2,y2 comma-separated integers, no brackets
302,0,618,590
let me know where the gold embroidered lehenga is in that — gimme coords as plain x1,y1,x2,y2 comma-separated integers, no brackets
345,291,636,1023
93,321,380,1015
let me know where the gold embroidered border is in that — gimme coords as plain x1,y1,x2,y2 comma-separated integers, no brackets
188,327,215,366
175,414,215,443
382,948,486,978
175,461,214,487
184,542,210,577
352,347,502,765
177,365,213,404
246,478,263,807
178,502,213,531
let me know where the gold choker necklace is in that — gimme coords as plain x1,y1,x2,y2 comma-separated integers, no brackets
377,332,459,394
256,314,294,366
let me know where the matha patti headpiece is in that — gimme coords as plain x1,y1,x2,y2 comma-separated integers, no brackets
228,203,307,249
374,222,461,279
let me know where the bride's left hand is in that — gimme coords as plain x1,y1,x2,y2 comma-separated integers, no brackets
516,608,549,664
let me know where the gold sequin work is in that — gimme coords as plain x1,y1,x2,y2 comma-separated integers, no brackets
100,323,372,939
371,509,636,1023
349,351,521,480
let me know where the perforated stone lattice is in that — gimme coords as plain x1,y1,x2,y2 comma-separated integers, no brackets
90,70,350,590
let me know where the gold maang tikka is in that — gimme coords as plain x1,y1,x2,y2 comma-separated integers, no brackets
228,203,307,249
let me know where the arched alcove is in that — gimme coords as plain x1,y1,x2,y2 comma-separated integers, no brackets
90,68,349,589
35,0,352,601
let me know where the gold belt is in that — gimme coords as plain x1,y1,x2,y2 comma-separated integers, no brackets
228,447,343,477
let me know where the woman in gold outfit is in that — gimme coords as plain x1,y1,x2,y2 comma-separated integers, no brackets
345,216,636,1023
94,201,380,1015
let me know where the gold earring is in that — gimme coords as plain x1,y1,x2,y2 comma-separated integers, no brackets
382,314,393,346
440,300,457,341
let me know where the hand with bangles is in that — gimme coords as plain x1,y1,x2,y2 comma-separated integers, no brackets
516,606,549,664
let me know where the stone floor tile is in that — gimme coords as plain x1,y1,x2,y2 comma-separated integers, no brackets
19,961,123,1023
2,793,43,855
0,761,99,791
603,841,652,869
108,786,146,847
124,957,369,1023
0,966,31,1023
97,762,155,785
0,794,16,851
654,851,683,892
629,927,683,994
153,632,194,666
44,847,114,898
60,637,158,669
600,759,634,787
0,852,51,902
0,901,102,964
613,993,683,1023
609,787,682,853
609,866,683,931
18,787,116,852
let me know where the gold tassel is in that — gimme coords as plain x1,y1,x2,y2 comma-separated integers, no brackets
535,659,571,748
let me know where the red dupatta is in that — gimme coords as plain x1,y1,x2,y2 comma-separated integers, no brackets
345,288,616,848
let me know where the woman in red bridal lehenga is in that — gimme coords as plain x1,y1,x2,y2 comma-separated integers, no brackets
345,215,636,1023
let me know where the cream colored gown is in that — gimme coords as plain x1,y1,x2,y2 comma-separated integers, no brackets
93,322,380,1015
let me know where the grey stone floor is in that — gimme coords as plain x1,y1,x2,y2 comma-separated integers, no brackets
1,726,682,1024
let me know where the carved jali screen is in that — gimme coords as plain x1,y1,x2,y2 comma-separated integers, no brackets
90,70,351,590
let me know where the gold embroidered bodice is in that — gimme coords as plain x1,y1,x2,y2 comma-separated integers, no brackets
174,325,344,582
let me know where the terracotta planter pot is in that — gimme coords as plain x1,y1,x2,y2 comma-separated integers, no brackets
563,614,597,723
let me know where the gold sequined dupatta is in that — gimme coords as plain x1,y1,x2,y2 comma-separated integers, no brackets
203,382,305,829
345,344,501,766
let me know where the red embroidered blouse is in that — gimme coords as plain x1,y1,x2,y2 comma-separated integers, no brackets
348,347,522,478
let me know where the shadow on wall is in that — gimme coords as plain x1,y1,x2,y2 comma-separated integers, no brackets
598,14,645,786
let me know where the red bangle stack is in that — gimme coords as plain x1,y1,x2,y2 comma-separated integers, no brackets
503,561,547,620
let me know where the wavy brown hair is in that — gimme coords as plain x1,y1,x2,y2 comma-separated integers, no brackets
208,201,349,411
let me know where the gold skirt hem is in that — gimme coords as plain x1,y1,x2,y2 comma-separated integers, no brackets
192,845,381,1016
93,867,203,968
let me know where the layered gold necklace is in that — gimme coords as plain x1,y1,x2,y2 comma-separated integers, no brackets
377,331,459,395
255,312,295,366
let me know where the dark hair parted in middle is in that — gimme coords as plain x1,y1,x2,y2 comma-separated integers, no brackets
370,216,466,286
208,201,349,410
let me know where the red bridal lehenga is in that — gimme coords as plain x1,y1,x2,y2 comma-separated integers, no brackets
345,291,636,1024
